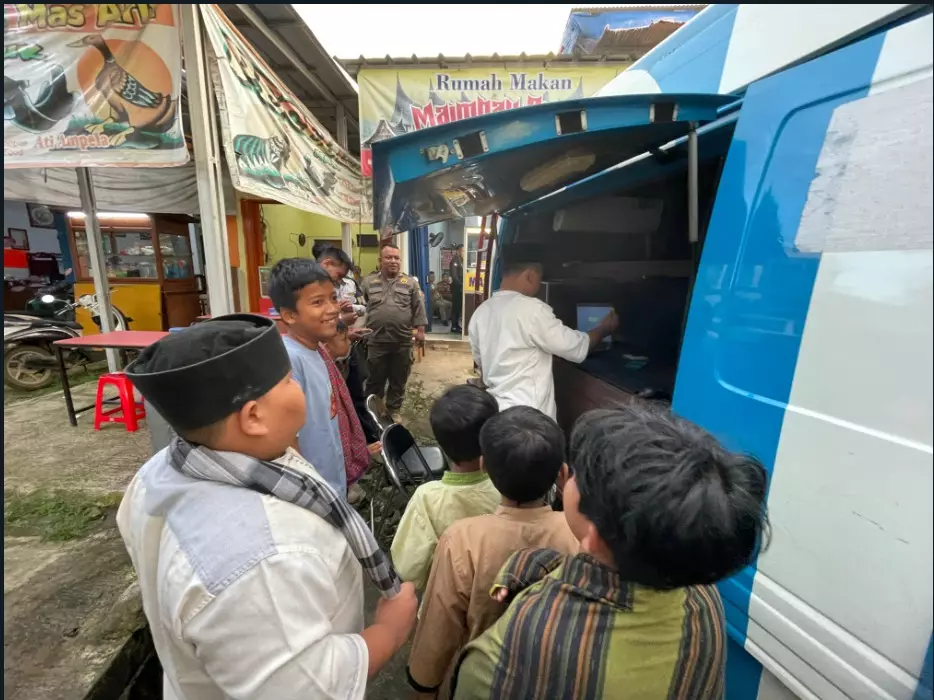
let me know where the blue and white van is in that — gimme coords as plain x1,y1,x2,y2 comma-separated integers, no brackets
372,5,933,699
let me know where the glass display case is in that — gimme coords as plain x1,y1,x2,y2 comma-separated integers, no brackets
68,214,202,330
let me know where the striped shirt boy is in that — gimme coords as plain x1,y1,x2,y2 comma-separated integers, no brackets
451,548,727,700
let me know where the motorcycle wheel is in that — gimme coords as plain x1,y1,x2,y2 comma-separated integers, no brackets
3,345,56,391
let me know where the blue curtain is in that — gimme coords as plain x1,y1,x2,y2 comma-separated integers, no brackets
408,226,432,330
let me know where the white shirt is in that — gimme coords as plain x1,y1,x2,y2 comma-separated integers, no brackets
117,448,367,700
338,277,366,317
468,290,590,419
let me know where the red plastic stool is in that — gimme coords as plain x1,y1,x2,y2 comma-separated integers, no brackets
93,372,146,432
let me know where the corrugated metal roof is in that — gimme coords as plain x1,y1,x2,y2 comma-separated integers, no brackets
569,5,706,13
339,52,635,79
593,19,688,52
218,4,360,154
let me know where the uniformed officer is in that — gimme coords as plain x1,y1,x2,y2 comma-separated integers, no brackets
360,242,428,418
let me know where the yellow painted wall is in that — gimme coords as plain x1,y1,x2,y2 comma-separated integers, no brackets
261,204,342,262
358,248,379,276
75,282,163,333
260,203,382,276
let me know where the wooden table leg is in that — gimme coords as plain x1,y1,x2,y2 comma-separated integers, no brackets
58,346,77,427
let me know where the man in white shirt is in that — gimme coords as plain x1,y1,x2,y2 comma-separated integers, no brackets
468,244,617,420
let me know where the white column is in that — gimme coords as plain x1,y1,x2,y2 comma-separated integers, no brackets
180,4,233,316
398,231,409,275
75,167,118,371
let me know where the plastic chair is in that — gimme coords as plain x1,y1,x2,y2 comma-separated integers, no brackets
365,394,395,434
372,423,447,540
93,372,146,432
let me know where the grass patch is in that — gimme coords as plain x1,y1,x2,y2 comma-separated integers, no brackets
4,489,124,542
399,379,437,445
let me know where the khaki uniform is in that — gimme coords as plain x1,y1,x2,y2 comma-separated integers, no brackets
361,272,428,411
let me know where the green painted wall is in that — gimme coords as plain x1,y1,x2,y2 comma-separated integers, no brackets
260,204,379,271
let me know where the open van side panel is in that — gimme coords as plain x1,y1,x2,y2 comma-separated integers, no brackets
674,14,933,700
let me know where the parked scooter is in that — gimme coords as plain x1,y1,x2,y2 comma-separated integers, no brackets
3,293,131,391
23,278,76,320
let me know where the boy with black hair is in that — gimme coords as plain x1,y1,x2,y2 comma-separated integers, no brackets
451,402,770,700
116,315,418,700
406,406,578,697
269,258,370,498
391,385,501,590
314,247,381,454
316,245,365,323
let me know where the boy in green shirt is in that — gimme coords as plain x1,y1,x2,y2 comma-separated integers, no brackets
391,385,501,589
451,402,769,700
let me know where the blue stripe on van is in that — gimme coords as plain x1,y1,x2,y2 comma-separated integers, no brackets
916,635,933,700
671,30,886,700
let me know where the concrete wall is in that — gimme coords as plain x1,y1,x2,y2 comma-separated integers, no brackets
3,200,64,279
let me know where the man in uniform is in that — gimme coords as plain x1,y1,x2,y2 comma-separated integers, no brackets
431,271,453,326
449,244,465,333
361,243,428,420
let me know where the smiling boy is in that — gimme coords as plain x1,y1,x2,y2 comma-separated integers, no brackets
269,258,370,499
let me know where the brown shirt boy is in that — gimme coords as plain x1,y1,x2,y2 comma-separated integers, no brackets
407,505,579,694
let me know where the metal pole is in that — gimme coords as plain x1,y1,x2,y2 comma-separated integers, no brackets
205,45,234,311
336,106,353,256
76,167,119,372
180,4,233,317
687,125,699,244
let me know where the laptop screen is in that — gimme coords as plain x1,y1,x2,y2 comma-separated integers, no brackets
577,305,614,349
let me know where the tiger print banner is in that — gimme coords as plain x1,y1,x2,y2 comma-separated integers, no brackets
200,5,370,224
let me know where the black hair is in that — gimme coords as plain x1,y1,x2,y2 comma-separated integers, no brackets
311,242,327,259
316,245,352,270
380,242,400,253
430,385,499,465
500,243,545,276
479,406,565,503
180,419,227,447
268,257,333,312
569,403,769,590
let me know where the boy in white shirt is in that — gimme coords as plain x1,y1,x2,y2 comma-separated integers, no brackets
468,243,618,420
117,314,417,700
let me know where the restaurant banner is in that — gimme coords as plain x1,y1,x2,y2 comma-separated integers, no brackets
200,5,369,224
3,3,187,168
356,64,625,176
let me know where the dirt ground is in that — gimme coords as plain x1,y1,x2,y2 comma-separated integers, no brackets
2,343,474,699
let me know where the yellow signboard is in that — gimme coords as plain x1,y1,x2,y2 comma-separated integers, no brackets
356,64,627,176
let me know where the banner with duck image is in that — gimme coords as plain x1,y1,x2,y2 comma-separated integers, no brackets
355,63,627,176
3,3,187,167
200,5,370,225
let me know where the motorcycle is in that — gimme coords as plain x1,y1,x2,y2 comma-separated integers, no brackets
23,278,77,320
3,292,132,391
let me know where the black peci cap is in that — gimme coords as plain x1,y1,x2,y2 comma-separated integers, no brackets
125,314,291,432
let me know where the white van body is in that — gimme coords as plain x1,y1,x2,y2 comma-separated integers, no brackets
370,7,933,699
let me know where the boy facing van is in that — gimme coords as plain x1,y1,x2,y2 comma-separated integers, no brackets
451,403,769,699
406,406,579,696
391,385,501,590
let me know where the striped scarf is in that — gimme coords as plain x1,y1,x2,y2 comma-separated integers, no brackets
167,437,402,599
318,343,370,486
